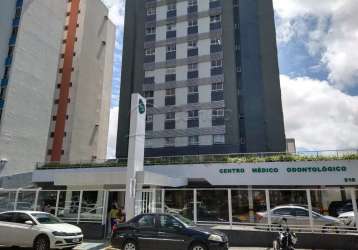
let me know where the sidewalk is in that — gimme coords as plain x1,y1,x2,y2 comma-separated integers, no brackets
74,242,308,250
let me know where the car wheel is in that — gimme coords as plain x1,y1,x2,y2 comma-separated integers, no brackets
34,235,50,250
190,242,208,250
123,240,137,250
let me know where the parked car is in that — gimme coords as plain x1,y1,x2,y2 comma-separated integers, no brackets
329,200,358,217
0,211,83,250
338,211,356,227
111,213,229,250
256,205,344,229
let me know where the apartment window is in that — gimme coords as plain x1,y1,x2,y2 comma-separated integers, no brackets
165,137,175,147
145,48,155,56
188,0,197,6
146,7,156,16
188,136,199,146
146,115,153,131
144,90,154,107
209,0,221,9
165,88,176,106
167,20,177,38
213,134,225,144
188,40,198,57
188,19,198,34
145,26,156,41
165,67,176,82
144,70,155,84
211,82,224,101
210,15,222,30
187,63,198,79
167,3,177,18
188,0,198,13
211,59,223,75
165,112,176,129
212,108,225,126
187,86,199,104
211,38,222,53
166,44,176,60
187,110,199,128
146,26,156,35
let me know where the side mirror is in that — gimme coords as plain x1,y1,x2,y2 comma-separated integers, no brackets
25,220,34,226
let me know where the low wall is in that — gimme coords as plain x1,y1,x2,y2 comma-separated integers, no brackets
221,229,358,250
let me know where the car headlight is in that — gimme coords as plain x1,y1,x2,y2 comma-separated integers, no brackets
52,231,67,236
208,234,224,242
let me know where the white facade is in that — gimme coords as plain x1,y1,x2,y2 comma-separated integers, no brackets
0,0,67,178
45,0,115,163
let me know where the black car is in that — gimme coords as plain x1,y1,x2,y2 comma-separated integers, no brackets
111,213,229,250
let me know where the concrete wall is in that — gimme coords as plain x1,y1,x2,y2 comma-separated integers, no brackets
0,0,67,179
66,0,115,162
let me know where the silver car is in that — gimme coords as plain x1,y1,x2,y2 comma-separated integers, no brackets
256,205,343,229
338,211,356,227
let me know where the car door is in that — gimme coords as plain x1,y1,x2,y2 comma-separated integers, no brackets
136,214,158,250
11,212,38,247
0,212,14,246
293,208,311,227
157,215,188,250
271,208,294,225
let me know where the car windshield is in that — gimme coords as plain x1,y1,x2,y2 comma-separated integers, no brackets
31,213,62,224
172,214,195,227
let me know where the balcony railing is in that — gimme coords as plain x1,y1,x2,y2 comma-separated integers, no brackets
36,150,358,170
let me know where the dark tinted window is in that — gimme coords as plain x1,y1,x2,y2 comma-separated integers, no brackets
0,213,13,222
273,208,292,216
294,208,309,217
159,215,183,230
137,215,155,228
13,213,33,224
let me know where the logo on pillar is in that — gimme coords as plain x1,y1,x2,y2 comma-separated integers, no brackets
138,99,145,114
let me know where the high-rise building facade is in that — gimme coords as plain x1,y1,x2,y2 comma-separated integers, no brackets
0,0,115,187
117,0,286,157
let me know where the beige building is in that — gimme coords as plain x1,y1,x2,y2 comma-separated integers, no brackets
0,0,115,187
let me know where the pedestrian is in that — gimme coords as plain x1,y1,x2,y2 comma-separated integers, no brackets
110,204,118,229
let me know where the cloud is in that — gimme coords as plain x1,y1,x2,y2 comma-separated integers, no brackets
101,0,125,27
273,0,358,90
107,106,119,158
281,74,358,150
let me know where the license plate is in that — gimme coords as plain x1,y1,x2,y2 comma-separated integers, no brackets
73,238,80,243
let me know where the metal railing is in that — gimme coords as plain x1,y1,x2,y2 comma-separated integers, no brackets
36,149,358,170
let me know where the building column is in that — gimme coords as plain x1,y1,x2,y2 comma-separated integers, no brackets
248,186,254,222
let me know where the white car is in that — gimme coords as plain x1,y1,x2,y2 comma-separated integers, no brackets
0,211,83,250
338,211,356,227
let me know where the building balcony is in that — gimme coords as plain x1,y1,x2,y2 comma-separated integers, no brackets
211,67,223,76
210,45,222,53
1,78,8,87
144,55,155,63
166,51,176,60
145,34,156,42
188,26,198,35
187,71,198,79
12,17,20,27
5,56,12,66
